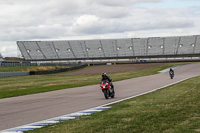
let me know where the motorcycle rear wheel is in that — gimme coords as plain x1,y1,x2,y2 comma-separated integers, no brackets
111,93,115,98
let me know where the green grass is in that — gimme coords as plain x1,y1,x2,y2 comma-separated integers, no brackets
26,75,200,133
0,62,195,99
0,66,70,72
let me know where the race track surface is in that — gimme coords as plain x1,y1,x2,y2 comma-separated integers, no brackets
62,63,167,75
0,63,200,130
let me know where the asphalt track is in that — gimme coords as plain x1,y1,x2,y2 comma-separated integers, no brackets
0,63,200,131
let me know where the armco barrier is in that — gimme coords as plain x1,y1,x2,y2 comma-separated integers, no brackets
0,61,78,67
0,72,30,78
0,65,87,78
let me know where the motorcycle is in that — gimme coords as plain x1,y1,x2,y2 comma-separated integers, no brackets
169,71,174,79
100,80,115,99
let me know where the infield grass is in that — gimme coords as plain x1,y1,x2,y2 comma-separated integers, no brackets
26,75,200,133
0,62,195,99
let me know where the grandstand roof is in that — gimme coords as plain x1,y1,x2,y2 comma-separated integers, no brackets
17,35,200,61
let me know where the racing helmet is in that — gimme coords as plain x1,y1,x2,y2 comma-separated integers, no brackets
102,72,107,77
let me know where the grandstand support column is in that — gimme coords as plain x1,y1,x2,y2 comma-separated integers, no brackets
17,47,20,58
36,42,47,59
68,41,77,59
175,37,181,55
162,38,165,55
131,38,135,56
193,35,198,54
0,53,4,62
100,40,106,57
80,43,86,58
52,42,60,59
115,40,118,58
84,41,89,59
22,42,32,60
17,42,23,58
112,42,115,57
146,38,150,56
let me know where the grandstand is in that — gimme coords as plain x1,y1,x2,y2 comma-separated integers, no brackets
0,53,4,61
17,35,200,61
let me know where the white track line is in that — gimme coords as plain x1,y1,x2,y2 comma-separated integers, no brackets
0,107,111,133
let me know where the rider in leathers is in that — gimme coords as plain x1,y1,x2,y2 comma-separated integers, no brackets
101,73,115,93
169,68,174,75
169,68,174,79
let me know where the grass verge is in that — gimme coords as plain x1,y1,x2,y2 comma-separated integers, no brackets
26,76,200,133
0,62,195,99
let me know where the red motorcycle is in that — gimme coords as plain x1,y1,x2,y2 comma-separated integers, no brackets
100,80,115,99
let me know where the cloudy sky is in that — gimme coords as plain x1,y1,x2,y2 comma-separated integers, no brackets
0,0,200,57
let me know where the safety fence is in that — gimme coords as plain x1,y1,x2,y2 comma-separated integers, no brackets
0,61,78,67
0,64,87,78
0,71,30,78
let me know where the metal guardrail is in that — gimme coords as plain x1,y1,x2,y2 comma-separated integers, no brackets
0,64,87,78
0,72,30,78
0,61,78,67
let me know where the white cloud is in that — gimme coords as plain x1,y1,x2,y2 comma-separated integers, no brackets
0,0,200,57
0,0,15,5
92,0,162,6
0,42,18,57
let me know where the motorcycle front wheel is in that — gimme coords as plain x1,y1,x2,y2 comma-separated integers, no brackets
103,89,109,99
